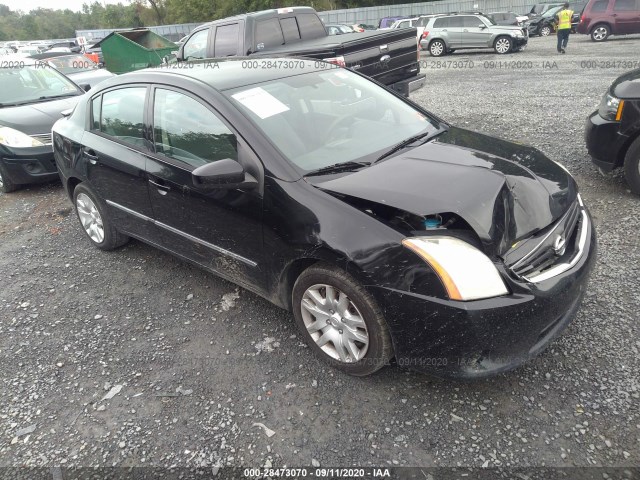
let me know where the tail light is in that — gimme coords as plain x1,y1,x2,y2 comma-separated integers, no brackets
323,56,346,67
422,31,429,38
580,14,584,23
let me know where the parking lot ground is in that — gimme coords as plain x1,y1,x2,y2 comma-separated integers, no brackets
1,34,639,473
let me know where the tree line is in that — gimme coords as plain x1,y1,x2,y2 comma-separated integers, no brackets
0,0,416,41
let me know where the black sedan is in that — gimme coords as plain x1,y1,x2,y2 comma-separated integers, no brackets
586,68,640,194
52,58,596,379
0,57,86,193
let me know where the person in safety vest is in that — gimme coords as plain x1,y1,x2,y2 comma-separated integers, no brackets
555,3,574,53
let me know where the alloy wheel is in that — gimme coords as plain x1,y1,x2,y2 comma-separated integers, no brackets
0,172,4,189
495,38,511,53
540,26,551,36
76,193,105,244
592,26,607,40
300,283,369,363
430,41,444,56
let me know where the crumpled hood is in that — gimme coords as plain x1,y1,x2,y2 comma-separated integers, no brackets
311,126,578,255
0,96,80,135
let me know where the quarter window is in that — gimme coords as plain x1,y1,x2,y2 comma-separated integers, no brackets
100,87,146,147
183,29,209,59
153,89,237,168
91,96,101,130
591,0,609,11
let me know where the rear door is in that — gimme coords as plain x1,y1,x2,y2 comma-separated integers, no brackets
81,85,157,240
611,0,640,33
145,86,264,286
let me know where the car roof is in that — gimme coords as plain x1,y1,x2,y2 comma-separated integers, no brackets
102,58,326,92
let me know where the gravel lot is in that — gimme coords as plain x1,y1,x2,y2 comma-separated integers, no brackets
1,34,639,475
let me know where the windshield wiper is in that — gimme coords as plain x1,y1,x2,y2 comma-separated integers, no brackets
305,161,369,177
372,129,436,165
37,92,80,101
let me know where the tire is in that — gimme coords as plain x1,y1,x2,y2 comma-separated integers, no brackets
429,39,446,57
292,263,393,376
540,25,551,36
591,24,610,41
494,36,513,54
0,163,19,193
623,136,640,195
73,183,129,250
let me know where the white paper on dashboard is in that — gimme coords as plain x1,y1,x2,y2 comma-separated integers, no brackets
231,87,290,119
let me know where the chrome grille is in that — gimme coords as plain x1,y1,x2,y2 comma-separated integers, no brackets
30,133,52,145
504,196,588,283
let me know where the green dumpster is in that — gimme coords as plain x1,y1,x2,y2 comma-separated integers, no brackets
94,29,177,74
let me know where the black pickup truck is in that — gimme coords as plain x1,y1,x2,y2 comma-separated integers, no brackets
170,7,425,96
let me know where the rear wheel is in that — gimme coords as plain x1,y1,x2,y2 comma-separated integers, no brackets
0,164,19,193
494,36,513,54
73,183,129,250
292,264,393,376
429,39,446,57
591,24,610,41
623,136,640,195
540,25,551,36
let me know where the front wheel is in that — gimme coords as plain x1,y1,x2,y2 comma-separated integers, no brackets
292,264,393,376
494,36,513,54
623,136,640,195
429,39,446,57
73,183,129,250
591,24,610,41
0,164,19,193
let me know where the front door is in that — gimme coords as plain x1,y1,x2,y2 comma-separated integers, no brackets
460,16,493,47
145,86,264,288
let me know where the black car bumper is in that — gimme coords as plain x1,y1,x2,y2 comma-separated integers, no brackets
585,110,629,171
390,73,426,97
371,207,596,380
0,146,59,186
513,36,529,48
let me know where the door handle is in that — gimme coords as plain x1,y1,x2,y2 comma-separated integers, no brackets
148,178,171,195
83,148,99,164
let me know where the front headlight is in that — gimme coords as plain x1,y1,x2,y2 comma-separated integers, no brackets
598,92,625,121
0,127,45,148
511,30,523,36
402,236,509,301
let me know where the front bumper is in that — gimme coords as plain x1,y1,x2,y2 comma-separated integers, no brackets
0,146,59,186
371,207,596,380
513,36,528,47
585,110,629,171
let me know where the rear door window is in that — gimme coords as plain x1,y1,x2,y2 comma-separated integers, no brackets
214,23,238,56
100,87,147,148
613,0,636,10
448,17,465,27
255,18,284,50
591,0,610,12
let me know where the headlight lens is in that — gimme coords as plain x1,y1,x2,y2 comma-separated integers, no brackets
598,92,624,121
511,30,523,36
402,236,509,301
0,127,45,148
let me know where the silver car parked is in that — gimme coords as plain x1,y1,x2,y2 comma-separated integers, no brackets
420,13,529,56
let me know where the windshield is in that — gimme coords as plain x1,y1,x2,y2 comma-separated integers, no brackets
0,64,81,106
44,55,98,74
224,69,439,172
543,6,563,17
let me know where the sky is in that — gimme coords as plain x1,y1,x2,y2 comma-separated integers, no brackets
2,0,124,13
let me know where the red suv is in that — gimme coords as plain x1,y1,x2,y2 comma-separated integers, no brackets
577,0,640,40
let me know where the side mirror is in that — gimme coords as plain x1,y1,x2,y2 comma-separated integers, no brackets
479,24,487,29
192,159,257,190
163,52,178,65
79,83,91,92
